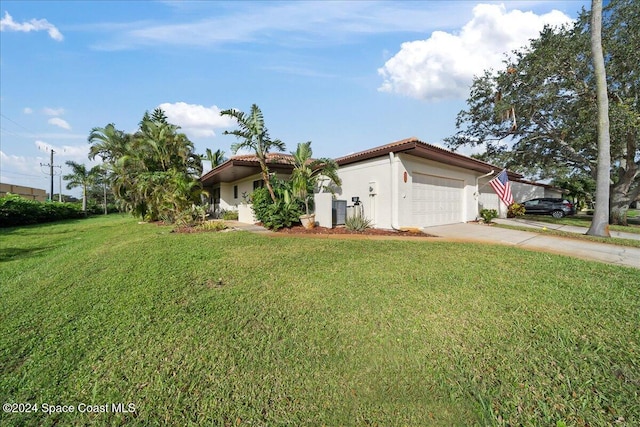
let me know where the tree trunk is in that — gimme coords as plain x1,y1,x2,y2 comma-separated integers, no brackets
82,185,88,215
586,0,611,237
260,163,277,203
609,132,640,225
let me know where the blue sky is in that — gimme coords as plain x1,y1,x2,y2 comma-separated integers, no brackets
1,0,588,196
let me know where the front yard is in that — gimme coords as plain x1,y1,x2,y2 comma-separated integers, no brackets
1,216,639,426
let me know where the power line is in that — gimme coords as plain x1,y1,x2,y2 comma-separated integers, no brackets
1,170,44,178
0,113,34,133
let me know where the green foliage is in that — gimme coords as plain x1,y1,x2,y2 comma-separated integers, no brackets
507,202,526,218
87,109,205,223
0,194,84,227
221,210,239,220
202,148,226,168
480,208,499,223
251,183,302,230
63,160,103,212
447,0,640,224
221,104,286,202
290,141,342,216
345,210,373,231
197,220,227,232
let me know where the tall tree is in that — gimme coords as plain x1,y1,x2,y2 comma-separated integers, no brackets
447,0,639,225
87,109,205,222
87,123,130,163
587,0,611,237
202,148,227,169
63,161,102,212
221,104,285,202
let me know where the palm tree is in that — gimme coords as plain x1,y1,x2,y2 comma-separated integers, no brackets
290,141,342,217
202,148,226,169
63,161,102,212
221,104,285,202
88,123,130,163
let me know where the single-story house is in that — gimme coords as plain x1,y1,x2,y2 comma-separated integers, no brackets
200,137,562,228
200,153,296,220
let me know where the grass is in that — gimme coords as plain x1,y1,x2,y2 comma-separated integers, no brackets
521,213,640,234
495,224,640,248
1,215,639,426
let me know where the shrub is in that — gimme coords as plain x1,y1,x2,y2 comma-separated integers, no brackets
198,220,227,232
507,202,526,218
480,208,499,224
251,184,302,231
221,210,239,221
0,194,84,227
345,211,373,232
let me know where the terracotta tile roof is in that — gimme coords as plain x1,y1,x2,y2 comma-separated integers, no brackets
335,137,521,179
335,137,420,164
228,152,295,165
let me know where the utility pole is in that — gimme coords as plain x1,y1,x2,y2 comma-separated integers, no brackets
40,149,61,201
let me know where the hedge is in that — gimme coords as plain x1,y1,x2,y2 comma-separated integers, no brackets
0,194,85,227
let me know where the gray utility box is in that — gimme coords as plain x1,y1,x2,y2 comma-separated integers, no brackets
332,200,347,226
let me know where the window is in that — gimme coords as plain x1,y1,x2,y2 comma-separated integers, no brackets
253,180,264,190
233,185,238,199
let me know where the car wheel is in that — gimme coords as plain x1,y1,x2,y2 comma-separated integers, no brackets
551,210,564,218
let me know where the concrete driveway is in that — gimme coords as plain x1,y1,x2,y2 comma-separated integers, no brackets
424,221,640,269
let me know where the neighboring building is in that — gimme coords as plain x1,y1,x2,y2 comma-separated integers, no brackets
478,178,565,214
0,183,47,201
199,137,564,229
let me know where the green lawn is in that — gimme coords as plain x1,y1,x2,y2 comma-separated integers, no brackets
1,216,639,426
521,213,640,234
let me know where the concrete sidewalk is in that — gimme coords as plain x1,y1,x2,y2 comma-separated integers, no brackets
424,222,640,269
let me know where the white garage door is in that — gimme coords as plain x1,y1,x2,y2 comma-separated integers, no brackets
412,173,464,227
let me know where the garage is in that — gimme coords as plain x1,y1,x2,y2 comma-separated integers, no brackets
412,172,464,226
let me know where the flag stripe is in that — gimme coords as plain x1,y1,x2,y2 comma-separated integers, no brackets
489,170,514,206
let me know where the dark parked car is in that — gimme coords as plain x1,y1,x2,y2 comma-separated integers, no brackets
521,198,575,218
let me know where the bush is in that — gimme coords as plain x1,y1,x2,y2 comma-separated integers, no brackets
480,208,499,224
198,220,227,232
507,202,526,218
221,210,239,221
251,184,302,231
0,194,84,227
345,211,373,232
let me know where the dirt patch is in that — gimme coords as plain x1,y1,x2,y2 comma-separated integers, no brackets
275,225,435,238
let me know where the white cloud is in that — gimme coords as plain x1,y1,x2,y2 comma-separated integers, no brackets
378,3,573,101
23,107,33,114
0,11,64,41
43,107,65,116
35,141,91,159
48,117,72,130
158,102,235,138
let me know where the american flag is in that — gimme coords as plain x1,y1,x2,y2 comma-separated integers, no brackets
489,169,514,206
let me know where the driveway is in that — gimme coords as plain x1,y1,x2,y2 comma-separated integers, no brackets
424,221,640,269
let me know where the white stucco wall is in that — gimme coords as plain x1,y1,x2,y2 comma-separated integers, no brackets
512,182,545,203
337,154,491,229
336,157,392,229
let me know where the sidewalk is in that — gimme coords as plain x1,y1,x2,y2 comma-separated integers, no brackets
424,221,640,269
